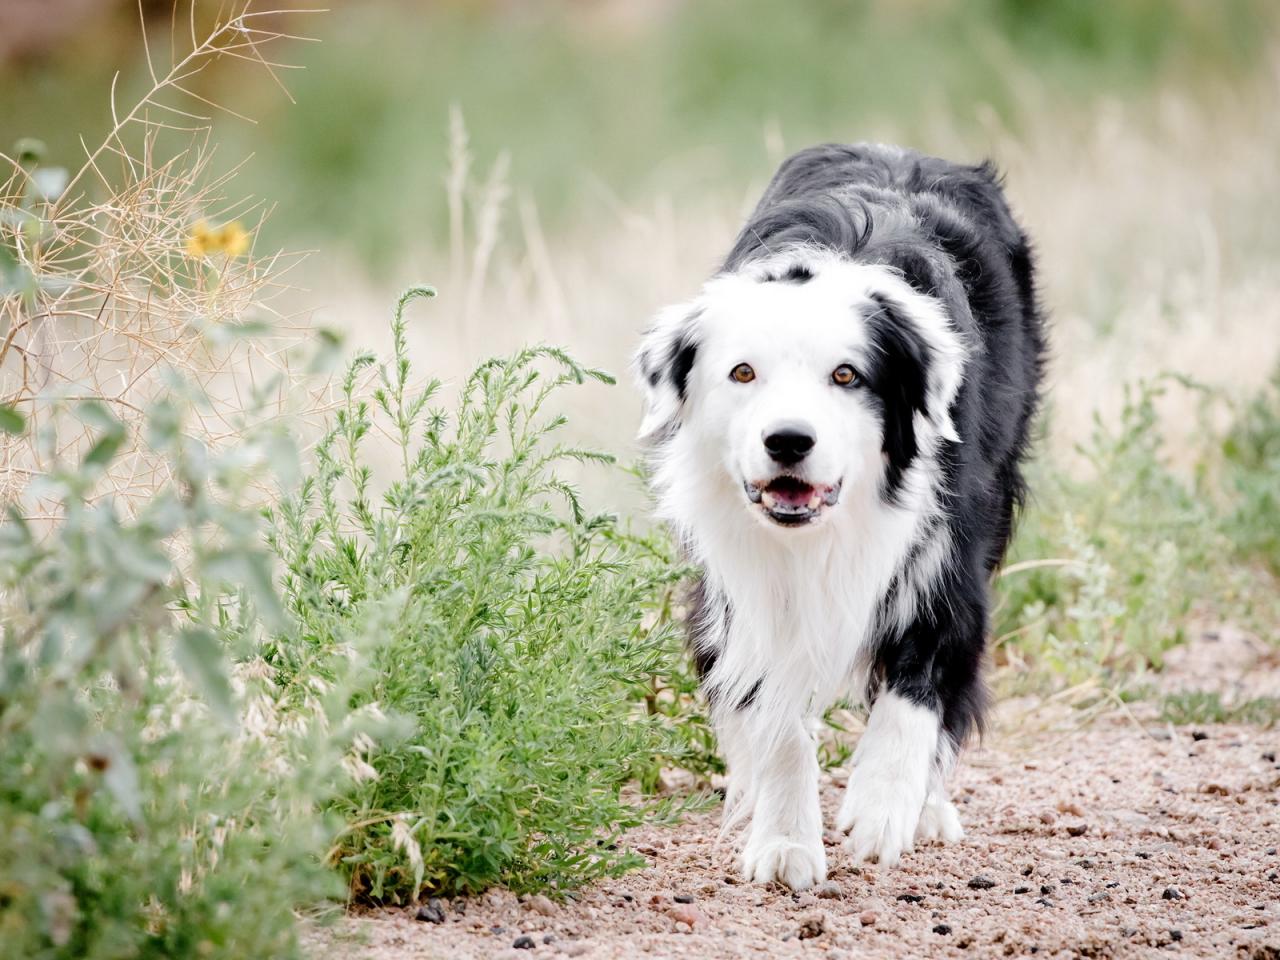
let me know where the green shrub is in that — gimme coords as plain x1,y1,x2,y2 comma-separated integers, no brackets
0,388,348,959
1160,690,1280,726
995,376,1272,688
267,288,711,903
1220,364,1280,575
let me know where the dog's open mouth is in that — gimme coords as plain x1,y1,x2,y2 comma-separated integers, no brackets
744,475,842,526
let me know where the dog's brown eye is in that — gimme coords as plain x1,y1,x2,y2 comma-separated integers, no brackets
831,364,858,386
730,363,756,384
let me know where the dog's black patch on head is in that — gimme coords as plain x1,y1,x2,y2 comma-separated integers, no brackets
865,292,931,500
763,262,814,284
669,331,698,401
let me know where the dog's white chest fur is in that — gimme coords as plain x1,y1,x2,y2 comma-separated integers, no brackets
684,474,927,716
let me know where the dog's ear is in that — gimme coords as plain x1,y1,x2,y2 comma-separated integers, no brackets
865,290,966,490
633,303,702,441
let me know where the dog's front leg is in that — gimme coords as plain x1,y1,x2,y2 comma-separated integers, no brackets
735,710,825,890
836,690,942,866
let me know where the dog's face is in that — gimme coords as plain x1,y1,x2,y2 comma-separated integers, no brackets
636,255,966,532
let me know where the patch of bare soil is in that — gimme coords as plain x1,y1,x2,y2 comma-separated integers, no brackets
308,716,1279,960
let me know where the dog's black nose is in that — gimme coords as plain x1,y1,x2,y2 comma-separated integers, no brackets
763,422,816,465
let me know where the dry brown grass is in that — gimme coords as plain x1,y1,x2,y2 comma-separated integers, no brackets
310,45,1280,486
0,2,320,517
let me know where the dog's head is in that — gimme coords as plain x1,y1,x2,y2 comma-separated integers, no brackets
635,252,966,532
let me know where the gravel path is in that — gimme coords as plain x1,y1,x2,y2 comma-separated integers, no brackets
309,715,1280,959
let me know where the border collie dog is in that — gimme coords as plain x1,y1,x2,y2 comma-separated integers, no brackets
634,143,1046,889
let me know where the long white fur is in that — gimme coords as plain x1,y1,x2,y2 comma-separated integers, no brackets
636,251,969,886
836,690,943,867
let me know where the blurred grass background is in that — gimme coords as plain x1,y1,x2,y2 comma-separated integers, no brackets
3,0,1279,543
4,0,1278,582
3,0,1275,266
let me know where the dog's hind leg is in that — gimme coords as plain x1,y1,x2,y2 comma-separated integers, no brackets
736,710,826,890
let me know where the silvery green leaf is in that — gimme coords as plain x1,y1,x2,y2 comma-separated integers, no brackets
33,694,86,756
138,491,185,538
264,429,300,489
174,626,237,724
202,550,287,632
145,398,181,449
94,733,143,822
113,536,172,584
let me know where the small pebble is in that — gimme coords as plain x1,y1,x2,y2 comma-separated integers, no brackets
1170,929,1183,942
896,893,924,903
1067,824,1089,837
1263,752,1276,763
1162,886,1185,900
815,880,843,899
1014,886,1030,895
1088,892,1111,904
1038,810,1057,825
513,935,536,950
859,910,877,926
933,924,952,935
415,903,446,924
1191,730,1208,741
673,893,694,904
967,876,996,890
527,894,557,917
668,903,704,927
559,943,592,958
797,913,826,939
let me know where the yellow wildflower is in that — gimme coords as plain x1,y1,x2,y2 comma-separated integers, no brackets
186,219,251,259
185,219,214,257
218,221,250,257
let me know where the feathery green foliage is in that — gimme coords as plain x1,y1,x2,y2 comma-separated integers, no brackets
267,288,713,902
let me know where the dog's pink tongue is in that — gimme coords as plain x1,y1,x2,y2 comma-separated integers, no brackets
771,483,814,506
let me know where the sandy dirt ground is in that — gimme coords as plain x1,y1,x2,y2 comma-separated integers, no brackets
308,634,1280,960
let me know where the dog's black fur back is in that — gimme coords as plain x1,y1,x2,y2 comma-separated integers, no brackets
724,143,1047,751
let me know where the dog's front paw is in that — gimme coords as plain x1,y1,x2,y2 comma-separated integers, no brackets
915,791,963,845
837,770,925,867
739,833,826,890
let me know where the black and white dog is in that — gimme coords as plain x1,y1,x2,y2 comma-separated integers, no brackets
634,143,1046,889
